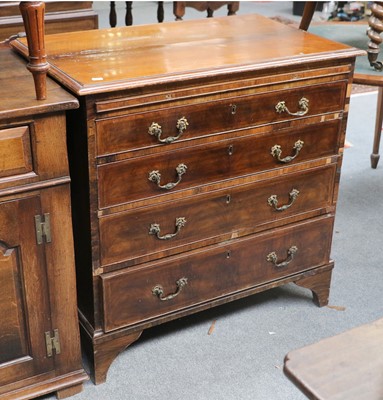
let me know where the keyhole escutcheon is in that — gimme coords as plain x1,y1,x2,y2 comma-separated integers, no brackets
230,104,237,115
228,145,234,156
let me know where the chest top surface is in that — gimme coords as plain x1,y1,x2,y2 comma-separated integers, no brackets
12,14,362,96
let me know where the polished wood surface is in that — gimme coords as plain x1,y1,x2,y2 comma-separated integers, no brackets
0,50,77,119
284,318,383,399
15,15,360,384
12,14,363,95
0,47,87,399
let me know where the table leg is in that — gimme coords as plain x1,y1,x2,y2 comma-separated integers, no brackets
371,87,383,168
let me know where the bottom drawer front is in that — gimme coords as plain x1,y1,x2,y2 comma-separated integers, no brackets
102,216,334,332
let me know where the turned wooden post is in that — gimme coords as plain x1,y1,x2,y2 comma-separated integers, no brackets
299,2,317,31
19,1,50,100
367,1,383,71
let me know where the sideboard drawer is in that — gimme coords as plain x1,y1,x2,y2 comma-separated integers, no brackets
0,126,33,179
98,119,341,209
96,81,346,157
101,215,334,332
0,114,71,191
99,164,336,269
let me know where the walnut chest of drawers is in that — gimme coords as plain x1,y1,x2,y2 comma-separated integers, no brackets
13,14,362,385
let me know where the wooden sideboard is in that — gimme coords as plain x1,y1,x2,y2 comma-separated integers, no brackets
0,1,98,41
12,14,362,385
0,48,88,399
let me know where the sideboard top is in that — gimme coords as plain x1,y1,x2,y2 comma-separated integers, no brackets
0,48,78,119
12,14,364,96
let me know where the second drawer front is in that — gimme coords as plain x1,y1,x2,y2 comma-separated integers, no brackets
98,120,340,209
101,215,334,332
99,164,336,268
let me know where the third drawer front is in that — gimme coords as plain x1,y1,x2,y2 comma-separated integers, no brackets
98,119,341,209
99,164,336,268
101,215,334,332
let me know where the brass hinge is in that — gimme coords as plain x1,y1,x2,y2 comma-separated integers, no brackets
35,213,51,244
45,329,61,357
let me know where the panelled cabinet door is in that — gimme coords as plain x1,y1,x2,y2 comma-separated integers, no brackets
0,195,55,391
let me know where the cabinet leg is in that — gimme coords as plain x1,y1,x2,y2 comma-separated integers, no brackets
56,383,83,399
91,330,143,384
294,264,333,307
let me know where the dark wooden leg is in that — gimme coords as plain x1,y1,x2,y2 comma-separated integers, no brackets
227,2,239,16
19,1,49,100
110,1,117,27
367,2,383,71
371,87,383,168
157,1,164,23
125,2,133,26
299,1,317,31
173,1,185,20
56,383,84,399
89,331,143,384
294,263,333,307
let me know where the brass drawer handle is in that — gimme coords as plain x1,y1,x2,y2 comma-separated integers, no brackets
148,163,187,190
152,277,188,301
271,140,304,163
275,97,309,117
148,117,189,144
267,189,299,211
149,217,187,240
266,246,298,268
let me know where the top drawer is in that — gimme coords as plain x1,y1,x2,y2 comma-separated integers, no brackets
95,80,347,157
0,114,70,192
0,126,33,179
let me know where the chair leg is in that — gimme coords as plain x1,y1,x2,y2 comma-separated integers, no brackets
371,87,383,168
157,1,164,23
299,2,318,31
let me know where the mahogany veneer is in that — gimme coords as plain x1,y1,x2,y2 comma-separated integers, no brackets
12,14,363,385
